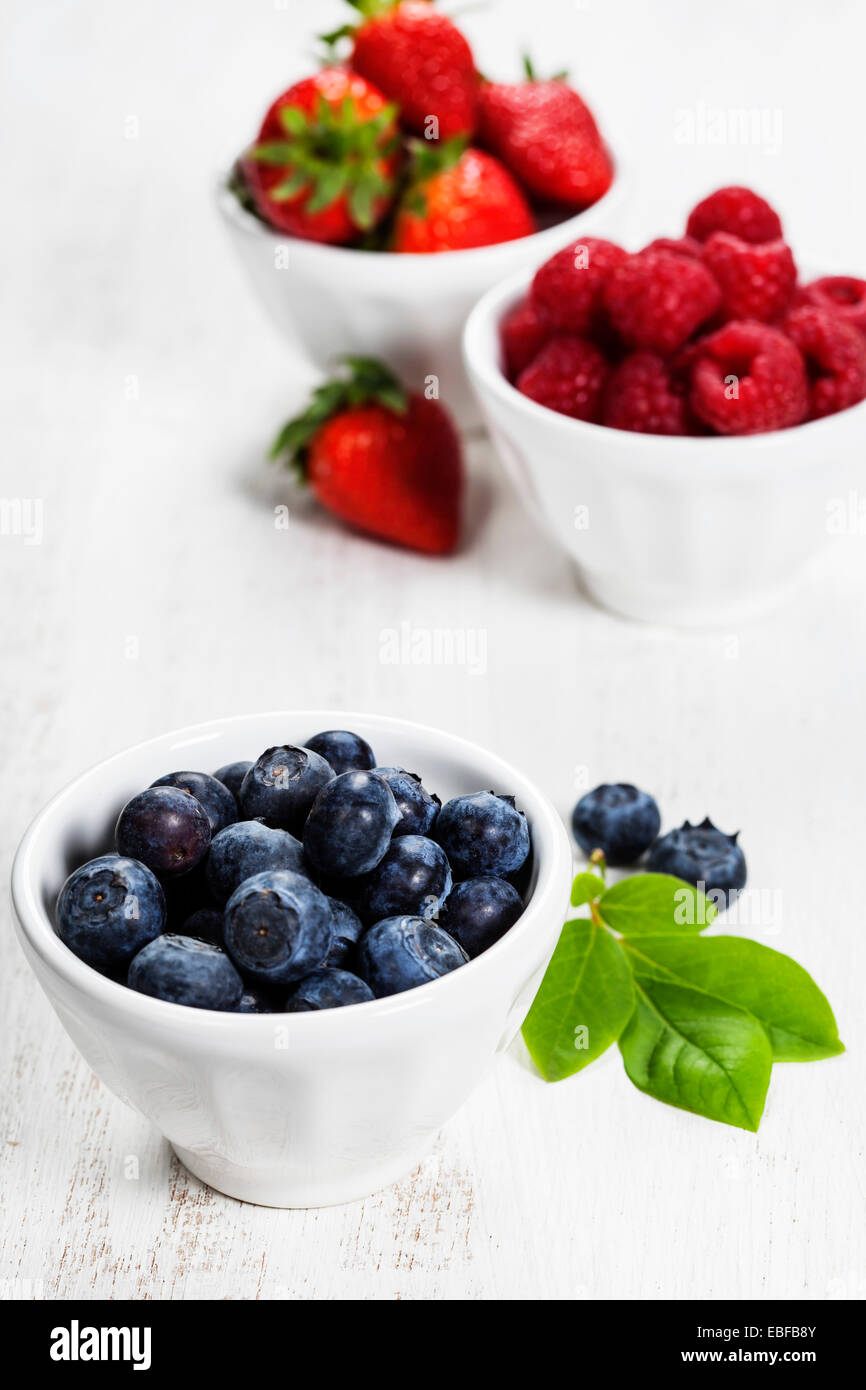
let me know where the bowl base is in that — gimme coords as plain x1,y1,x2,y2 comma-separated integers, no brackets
577,562,809,629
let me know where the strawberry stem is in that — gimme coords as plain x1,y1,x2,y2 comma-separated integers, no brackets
270,358,408,479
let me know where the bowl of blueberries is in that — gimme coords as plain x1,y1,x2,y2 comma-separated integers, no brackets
11,711,572,1206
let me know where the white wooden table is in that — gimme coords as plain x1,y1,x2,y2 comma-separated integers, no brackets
1,0,864,1300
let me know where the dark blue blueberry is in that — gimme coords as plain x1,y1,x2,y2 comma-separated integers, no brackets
373,767,440,837
305,729,376,776
206,819,306,906
223,869,334,986
115,786,211,879
161,860,212,931
571,783,661,865
234,985,277,1013
648,818,747,904
151,770,238,837
356,835,452,925
128,934,243,1010
357,916,468,998
438,876,524,958
303,771,400,878
213,760,253,804
181,907,224,944
239,745,334,833
323,897,364,969
56,854,165,969
435,792,530,880
284,968,375,1012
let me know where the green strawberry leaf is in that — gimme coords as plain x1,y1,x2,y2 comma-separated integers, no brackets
618,977,772,1131
623,935,844,1063
571,871,604,907
598,873,715,937
522,920,634,1082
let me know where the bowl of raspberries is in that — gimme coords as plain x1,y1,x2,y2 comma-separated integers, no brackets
11,711,572,1206
217,1,621,426
464,185,866,625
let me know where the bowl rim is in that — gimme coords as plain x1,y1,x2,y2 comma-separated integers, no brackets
11,710,572,1034
463,264,866,459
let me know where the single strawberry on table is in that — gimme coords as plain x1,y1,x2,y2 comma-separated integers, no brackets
391,138,535,253
270,358,463,554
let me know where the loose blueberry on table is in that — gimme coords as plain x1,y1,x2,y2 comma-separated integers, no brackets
53,731,532,1012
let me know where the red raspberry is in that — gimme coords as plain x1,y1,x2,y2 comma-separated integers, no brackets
799,276,866,337
602,250,722,355
500,297,550,379
516,335,610,422
602,351,690,435
686,186,783,245
643,235,701,259
530,238,627,333
701,233,796,323
784,305,866,419
689,320,808,435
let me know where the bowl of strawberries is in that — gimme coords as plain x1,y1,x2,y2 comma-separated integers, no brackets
463,185,866,626
217,1,622,428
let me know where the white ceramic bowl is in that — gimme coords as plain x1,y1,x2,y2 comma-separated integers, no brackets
11,711,572,1208
464,266,866,626
216,168,625,430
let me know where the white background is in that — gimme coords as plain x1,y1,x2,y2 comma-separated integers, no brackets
1,0,865,1300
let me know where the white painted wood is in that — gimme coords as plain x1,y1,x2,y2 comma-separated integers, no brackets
1,0,864,1300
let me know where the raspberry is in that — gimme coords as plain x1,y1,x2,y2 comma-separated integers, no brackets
799,276,866,337
689,320,808,435
643,235,701,259
530,237,627,333
516,335,610,422
784,306,866,419
602,250,722,355
500,297,550,379
686,186,783,245
701,233,796,323
602,351,690,435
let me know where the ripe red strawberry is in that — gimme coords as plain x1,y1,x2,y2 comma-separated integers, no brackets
784,306,866,419
391,141,535,253
530,237,627,333
602,351,690,435
501,297,551,379
799,276,866,337
603,250,722,355
271,358,462,553
347,0,477,139
242,69,400,243
686,186,783,245
689,321,808,435
477,67,613,209
701,232,796,323
516,335,609,422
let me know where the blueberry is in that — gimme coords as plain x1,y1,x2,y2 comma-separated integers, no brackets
151,770,238,837
357,916,468,998
128,934,243,1010
56,854,165,969
284,968,375,1012
234,985,277,1014
223,869,333,986
435,792,530,880
571,783,661,865
356,835,452,925
161,860,212,931
305,730,376,776
180,907,224,944
373,767,440,837
438,877,524,958
206,819,306,906
303,771,400,878
323,897,364,969
239,745,334,832
116,786,211,879
648,818,747,904
213,760,253,804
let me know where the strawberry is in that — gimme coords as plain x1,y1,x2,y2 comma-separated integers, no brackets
271,358,462,554
344,0,478,139
391,140,535,253
477,60,613,209
241,69,400,244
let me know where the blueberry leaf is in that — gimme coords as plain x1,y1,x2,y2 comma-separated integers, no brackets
522,920,634,1082
571,871,604,907
598,873,715,936
623,935,844,1063
618,976,772,1131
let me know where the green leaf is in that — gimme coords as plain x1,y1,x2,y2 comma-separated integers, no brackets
522,921,634,1082
623,935,844,1063
618,977,772,1131
598,873,715,937
571,872,604,908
